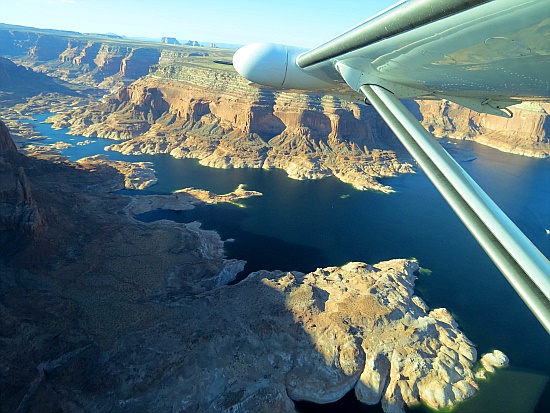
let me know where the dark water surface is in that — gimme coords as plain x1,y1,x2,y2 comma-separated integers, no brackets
28,114,550,412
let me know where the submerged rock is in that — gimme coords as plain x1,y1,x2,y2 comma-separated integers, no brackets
476,350,509,379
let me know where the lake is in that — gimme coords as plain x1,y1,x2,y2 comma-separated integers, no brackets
27,114,550,412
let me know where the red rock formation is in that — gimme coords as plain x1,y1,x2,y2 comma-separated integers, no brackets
47,65,411,192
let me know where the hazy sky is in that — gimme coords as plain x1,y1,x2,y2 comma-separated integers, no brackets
1,0,399,47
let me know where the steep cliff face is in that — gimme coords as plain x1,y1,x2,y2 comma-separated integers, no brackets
47,63,413,192
120,48,162,78
27,34,70,61
0,120,45,236
3,25,550,160
418,100,550,158
92,44,133,76
0,30,68,58
71,41,102,69
0,28,164,88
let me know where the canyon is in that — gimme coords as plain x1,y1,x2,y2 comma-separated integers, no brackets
0,119,509,413
1,23,548,196
0,25,540,413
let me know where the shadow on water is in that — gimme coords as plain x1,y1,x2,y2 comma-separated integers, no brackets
135,204,332,283
295,390,387,413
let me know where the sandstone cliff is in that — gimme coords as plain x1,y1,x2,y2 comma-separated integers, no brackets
0,26,515,413
3,25,548,163
0,26,219,90
418,100,550,158
45,62,414,192
0,30,69,61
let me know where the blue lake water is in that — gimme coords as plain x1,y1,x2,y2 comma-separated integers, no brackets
27,114,550,412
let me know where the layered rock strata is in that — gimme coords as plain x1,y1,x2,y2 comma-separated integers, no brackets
2,25,549,162
418,100,550,158
46,64,414,192
0,27,232,91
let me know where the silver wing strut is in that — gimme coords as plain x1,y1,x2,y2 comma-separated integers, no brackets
359,84,550,334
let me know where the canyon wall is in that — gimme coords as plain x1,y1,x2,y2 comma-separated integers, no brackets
47,62,414,192
1,25,548,191
418,100,550,158
0,28,164,88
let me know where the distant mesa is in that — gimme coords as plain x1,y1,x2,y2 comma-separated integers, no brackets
186,40,201,47
105,32,122,38
162,37,180,45
83,32,124,39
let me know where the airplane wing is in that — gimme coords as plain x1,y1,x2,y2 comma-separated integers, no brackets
233,0,550,334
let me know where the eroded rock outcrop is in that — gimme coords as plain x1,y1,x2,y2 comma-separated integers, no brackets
475,350,510,380
0,120,45,236
77,154,158,189
175,184,262,205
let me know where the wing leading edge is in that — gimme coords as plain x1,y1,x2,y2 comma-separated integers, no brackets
233,0,550,333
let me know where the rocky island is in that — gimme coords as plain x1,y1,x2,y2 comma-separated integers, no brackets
174,183,262,205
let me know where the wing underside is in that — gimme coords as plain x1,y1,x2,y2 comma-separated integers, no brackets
299,0,550,114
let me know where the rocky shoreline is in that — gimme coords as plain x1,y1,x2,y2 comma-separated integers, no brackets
0,118,511,413
44,70,414,193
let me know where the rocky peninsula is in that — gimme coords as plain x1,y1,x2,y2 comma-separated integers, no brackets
174,183,262,205
77,154,158,190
